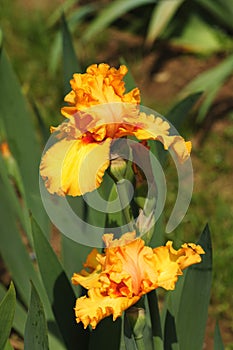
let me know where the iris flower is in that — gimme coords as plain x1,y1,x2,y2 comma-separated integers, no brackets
40,63,191,197
72,232,204,329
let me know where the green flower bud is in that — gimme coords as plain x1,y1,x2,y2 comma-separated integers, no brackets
126,306,146,340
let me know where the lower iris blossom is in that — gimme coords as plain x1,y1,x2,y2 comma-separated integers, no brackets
72,232,204,329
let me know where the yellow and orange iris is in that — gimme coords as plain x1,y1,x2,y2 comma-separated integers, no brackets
40,63,191,197
72,232,204,329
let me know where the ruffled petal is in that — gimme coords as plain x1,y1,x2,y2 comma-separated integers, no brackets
171,241,205,270
152,241,205,290
117,113,191,162
72,232,205,329
61,64,140,118
40,138,111,196
102,233,158,296
74,288,140,329
71,249,103,289
102,232,136,247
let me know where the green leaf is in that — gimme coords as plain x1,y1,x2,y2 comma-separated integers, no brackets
163,272,186,349
49,4,96,75
176,224,212,350
24,282,49,350
0,171,43,306
0,283,27,338
83,0,155,42
214,321,225,350
0,28,2,49
0,48,48,232
181,53,233,122
0,150,31,242
147,291,163,350
166,92,203,131
170,12,227,54
89,317,122,350
30,99,50,144
62,14,81,94
120,57,137,92
0,282,16,350
61,235,92,295
47,0,78,27
148,93,202,247
3,340,14,350
32,218,90,350
146,0,185,46
195,0,233,32
163,309,179,350
0,157,64,349
49,32,62,75
0,281,63,350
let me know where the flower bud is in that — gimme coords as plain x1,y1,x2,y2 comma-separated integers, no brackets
109,156,128,182
126,306,146,340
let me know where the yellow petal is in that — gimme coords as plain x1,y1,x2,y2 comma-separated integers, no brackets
74,288,140,329
102,232,136,247
176,242,205,270
72,249,103,289
152,241,205,290
40,138,73,196
72,233,205,329
40,138,111,196
72,271,101,290
119,113,191,162
83,248,102,271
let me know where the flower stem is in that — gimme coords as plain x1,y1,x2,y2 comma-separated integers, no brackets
135,337,146,350
116,179,135,232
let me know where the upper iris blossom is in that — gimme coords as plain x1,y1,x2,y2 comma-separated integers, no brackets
40,63,191,196
72,232,204,329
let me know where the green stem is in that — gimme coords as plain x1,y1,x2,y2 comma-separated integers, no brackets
116,180,135,232
135,337,146,350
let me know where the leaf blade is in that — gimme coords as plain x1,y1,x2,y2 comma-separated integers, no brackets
62,14,81,94
146,0,185,45
24,282,49,350
166,92,203,130
0,48,47,231
83,0,155,42
0,282,16,350
214,321,225,350
32,219,90,350
176,224,212,350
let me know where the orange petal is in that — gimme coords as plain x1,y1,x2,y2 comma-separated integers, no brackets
74,288,140,329
61,64,140,117
102,233,159,296
40,138,111,196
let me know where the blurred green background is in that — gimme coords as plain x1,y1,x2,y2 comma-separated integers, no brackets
0,0,233,348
